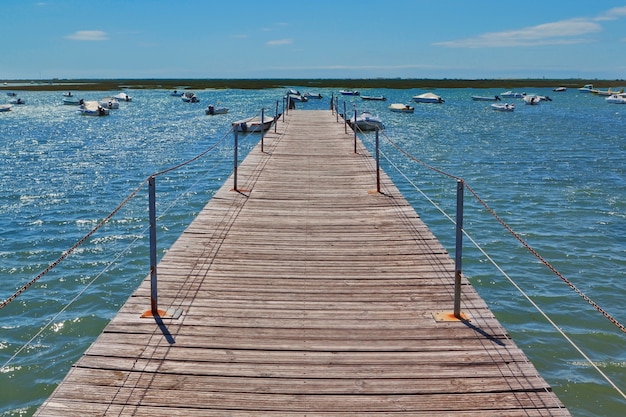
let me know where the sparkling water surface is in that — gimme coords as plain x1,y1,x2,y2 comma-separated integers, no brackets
1,87,624,416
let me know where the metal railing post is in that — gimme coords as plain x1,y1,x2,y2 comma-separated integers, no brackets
375,129,381,193
233,128,239,191
353,108,357,153
148,175,158,316
343,102,347,132
274,100,278,133
454,179,464,318
261,108,265,153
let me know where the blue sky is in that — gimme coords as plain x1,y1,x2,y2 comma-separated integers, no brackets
3,1,626,80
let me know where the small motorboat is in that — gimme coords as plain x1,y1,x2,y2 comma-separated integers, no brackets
62,96,83,105
182,92,200,103
348,111,384,131
0,104,12,112
6,92,17,97
413,92,444,103
303,92,322,99
232,116,275,132
206,104,229,115
491,103,515,112
500,91,525,98
361,95,387,101
63,92,74,97
286,89,307,102
100,98,120,109
340,90,360,96
78,101,110,116
9,98,25,105
388,103,414,113
523,95,542,105
553,86,567,92
170,90,184,96
471,95,500,101
578,84,595,93
113,92,132,102
605,94,626,104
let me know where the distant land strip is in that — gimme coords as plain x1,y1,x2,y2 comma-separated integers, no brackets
1,78,624,91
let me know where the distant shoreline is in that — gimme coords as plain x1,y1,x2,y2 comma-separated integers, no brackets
1,78,623,91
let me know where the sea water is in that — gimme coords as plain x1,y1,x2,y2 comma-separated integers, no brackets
0,86,624,416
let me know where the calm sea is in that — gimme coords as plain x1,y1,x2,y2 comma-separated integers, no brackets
0,86,624,416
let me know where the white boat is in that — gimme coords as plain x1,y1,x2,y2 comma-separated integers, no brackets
605,94,626,104
388,103,414,113
0,104,12,112
361,95,386,101
62,92,74,97
413,92,444,103
303,92,322,99
205,104,229,115
553,86,567,92
232,116,275,132
491,103,515,112
286,90,307,102
500,91,525,98
578,84,595,93
9,98,25,105
348,111,384,131
523,95,542,105
181,92,199,103
340,90,360,96
62,96,83,105
78,101,110,116
472,95,501,101
113,92,132,102
100,98,120,109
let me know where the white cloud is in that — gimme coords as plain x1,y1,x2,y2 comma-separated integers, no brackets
66,31,109,41
435,18,601,48
436,5,626,49
595,6,626,21
266,39,293,46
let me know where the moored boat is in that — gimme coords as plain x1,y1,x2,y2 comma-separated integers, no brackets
472,95,500,101
388,103,414,113
78,100,110,116
113,92,132,102
413,92,444,103
605,94,626,104
500,91,525,98
205,104,229,115
578,84,595,93
62,96,83,105
553,86,567,92
361,95,387,101
9,98,25,105
232,115,275,132
100,98,120,109
0,104,12,112
182,92,199,103
340,90,360,96
491,103,515,112
303,92,322,99
348,111,384,131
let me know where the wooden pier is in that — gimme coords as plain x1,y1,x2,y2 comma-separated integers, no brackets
36,110,570,416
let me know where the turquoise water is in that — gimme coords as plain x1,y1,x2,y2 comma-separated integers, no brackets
1,87,625,416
